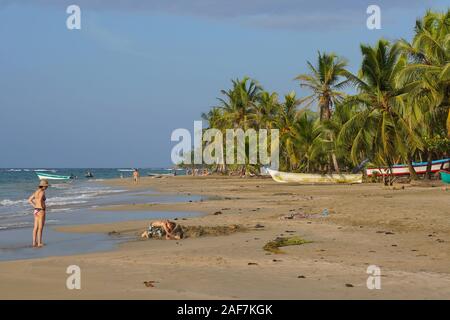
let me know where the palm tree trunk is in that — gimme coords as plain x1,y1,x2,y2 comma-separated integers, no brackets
329,133,340,173
406,157,418,180
426,151,433,180
331,153,340,173
388,165,394,186
447,109,450,138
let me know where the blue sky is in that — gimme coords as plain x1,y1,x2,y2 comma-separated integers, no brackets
0,0,448,168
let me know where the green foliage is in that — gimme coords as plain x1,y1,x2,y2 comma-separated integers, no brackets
424,135,450,153
199,9,449,175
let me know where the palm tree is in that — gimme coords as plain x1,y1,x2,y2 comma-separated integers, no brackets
295,52,349,121
322,102,360,170
289,110,326,172
338,40,422,184
295,52,350,172
398,10,449,131
201,107,226,130
396,9,450,177
213,77,263,175
276,92,300,171
197,10,447,180
250,91,279,130
217,77,263,130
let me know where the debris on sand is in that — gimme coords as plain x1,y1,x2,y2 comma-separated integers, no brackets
141,224,246,240
376,230,395,235
263,236,312,254
143,281,157,288
182,224,245,238
282,212,317,220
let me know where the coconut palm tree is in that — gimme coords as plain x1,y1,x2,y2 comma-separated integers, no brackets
338,40,422,184
201,107,226,130
289,110,326,172
323,102,361,170
213,77,263,175
397,10,449,131
295,52,350,172
250,91,279,129
295,52,349,121
396,9,450,177
277,92,300,171
217,77,263,130
197,9,447,180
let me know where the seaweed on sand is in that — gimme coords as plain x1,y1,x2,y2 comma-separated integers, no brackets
182,224,246,238
263,236,312,254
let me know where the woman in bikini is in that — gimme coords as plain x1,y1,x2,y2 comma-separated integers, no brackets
28,179,49,248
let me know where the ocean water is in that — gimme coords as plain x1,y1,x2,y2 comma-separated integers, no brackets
0,168,184,231
0,168,196,260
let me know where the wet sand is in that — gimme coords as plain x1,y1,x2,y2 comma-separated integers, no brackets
0,176,449,299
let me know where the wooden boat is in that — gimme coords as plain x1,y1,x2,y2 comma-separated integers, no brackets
366,158,450,177
36,172,72,181
267,168,362,184
148,173,175,178
440,170,450,184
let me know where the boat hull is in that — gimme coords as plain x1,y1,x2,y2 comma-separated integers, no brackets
440,171,450,184
267,169,362,184
36,173,72,181
366,159,450,177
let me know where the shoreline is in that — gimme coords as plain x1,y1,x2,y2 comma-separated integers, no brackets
0,178,204,262
0,176,449,299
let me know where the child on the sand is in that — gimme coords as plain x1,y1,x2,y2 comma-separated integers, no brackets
141,220,183,240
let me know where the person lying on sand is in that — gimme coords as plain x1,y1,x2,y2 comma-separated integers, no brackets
141,220,183,240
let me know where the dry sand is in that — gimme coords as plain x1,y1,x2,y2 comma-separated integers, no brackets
0,176,449,299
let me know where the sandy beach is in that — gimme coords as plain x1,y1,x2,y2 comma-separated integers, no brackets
0,176,449,299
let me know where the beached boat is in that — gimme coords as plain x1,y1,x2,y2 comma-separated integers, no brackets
36,172,72,181
366,158,450,177
440,170,450,184
267,169,362,184
148,173,175,177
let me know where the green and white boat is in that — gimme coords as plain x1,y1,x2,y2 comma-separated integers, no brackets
36,172,73,181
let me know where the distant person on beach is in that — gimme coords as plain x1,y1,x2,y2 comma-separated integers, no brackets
141,220,183,240
27,179,49,248
133,169,140,183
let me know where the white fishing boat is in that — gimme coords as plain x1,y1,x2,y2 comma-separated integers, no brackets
366,159,450,177
267,169,362,184
36,172,72,181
